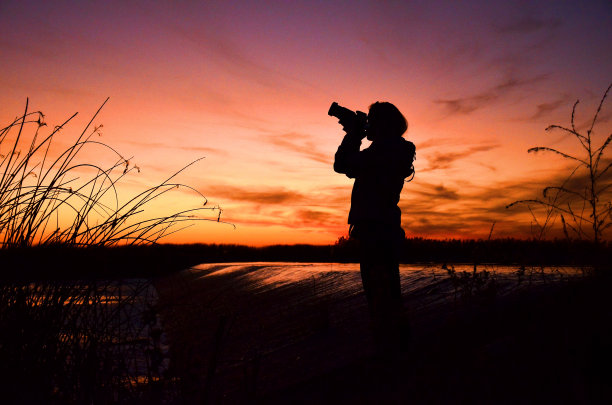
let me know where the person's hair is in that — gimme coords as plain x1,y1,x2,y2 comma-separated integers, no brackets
368,102,408,138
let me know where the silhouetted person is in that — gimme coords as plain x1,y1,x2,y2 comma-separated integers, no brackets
333,101,415,353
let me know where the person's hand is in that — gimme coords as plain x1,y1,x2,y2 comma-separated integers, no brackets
339,118,352,132
340,119,366,139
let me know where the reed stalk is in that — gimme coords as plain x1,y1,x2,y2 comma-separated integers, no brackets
0,100,229,402
0,99,230,248
507,83,612,243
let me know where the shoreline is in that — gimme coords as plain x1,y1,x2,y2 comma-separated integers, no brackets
1,240,609,280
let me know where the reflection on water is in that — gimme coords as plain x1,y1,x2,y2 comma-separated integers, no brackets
0,279,167,397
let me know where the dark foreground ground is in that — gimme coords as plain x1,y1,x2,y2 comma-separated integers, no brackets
1,242,611,403
155,264,612,404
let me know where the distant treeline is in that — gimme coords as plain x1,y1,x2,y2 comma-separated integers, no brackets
398,237,610,265
189,237,610,266
1,238,609,280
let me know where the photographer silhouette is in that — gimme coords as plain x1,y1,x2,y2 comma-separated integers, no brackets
332,101,415,352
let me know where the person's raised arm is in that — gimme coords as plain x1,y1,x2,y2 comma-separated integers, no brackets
333,113,370,178
334,130,363,176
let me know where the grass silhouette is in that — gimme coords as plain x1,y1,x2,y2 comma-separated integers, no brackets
508,83,612,242
0,100,228,403
0,99,228,248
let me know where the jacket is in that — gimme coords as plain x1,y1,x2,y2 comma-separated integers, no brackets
334,132,415,228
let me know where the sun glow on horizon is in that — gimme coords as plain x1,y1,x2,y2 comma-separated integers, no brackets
1,1,611,245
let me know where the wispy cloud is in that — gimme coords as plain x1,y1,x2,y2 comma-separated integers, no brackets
206,184,306,205
122,140,226,156
218,205,345,232
417,138,459,150
398,155,612,239
434,75,549,116
160,13,321,94
434,95,491,116
574,110,612,132
529,96,571,120
424,144,499,170
293,208,344,229
400,187,523,238
411,183,461,200
495,16,560,35
265,132,331,165
541,158,612,198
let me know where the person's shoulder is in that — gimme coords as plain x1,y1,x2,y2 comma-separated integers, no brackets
399,137,414,147
397,137,415,154
372,137,414,155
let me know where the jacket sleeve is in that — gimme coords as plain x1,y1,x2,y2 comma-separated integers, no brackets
333,132,364,178
334,136,416,180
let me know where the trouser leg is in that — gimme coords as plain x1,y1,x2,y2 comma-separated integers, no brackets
359,241,404,352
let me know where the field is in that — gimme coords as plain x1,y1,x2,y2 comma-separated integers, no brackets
153,261,611,404
1,243,612,403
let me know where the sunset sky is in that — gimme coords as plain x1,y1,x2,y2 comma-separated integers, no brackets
1,0,611,245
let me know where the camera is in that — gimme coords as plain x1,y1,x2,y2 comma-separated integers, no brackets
328,102,368,131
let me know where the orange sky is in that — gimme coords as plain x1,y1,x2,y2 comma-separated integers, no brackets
1,1,611,245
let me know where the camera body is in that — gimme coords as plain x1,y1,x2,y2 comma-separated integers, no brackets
328,102,368,132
